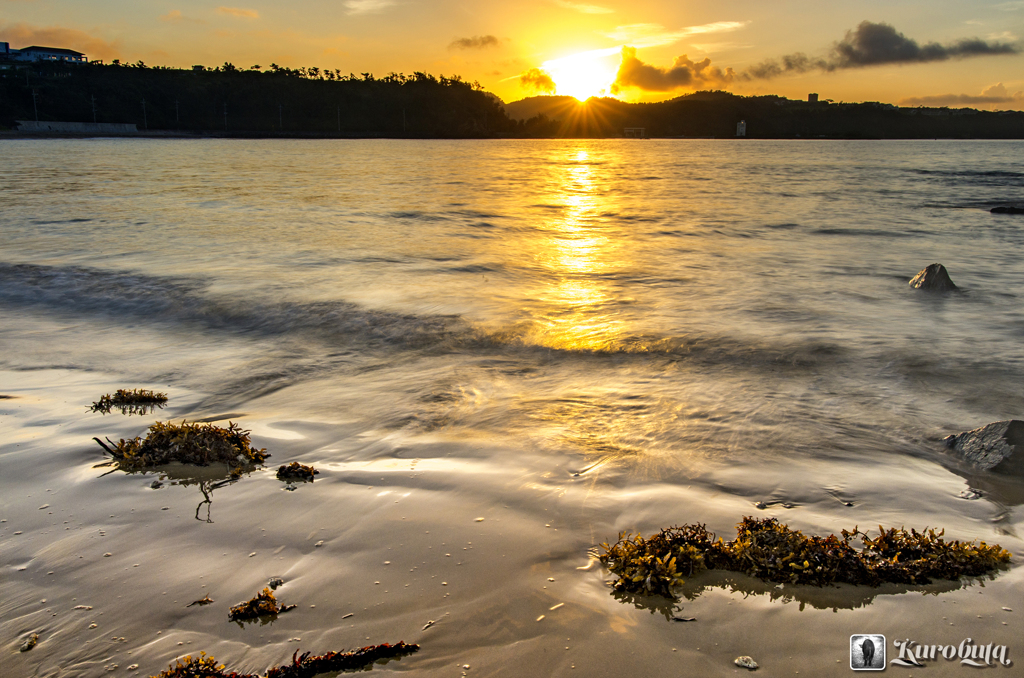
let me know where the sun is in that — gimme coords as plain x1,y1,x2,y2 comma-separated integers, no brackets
542,47,620,101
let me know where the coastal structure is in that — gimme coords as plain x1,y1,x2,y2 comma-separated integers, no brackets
16,120,139,134
0,42,87,63
736,120,747,137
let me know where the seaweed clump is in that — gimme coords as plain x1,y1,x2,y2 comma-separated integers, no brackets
228,588,295,622
264,644,420,678
599,517,1011,598
95,421,268,471
91,389,168,415
276,462,318,482
151,644,419,678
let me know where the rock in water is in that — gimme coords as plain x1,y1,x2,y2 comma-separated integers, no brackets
991,206,1024,215
945,420,1024,473
909,263,957,291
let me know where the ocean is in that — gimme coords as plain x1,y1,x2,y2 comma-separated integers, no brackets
2,138,1022,676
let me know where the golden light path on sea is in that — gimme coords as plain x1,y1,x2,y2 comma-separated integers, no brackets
533,148,627,353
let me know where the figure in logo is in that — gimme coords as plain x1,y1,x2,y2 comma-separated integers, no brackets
851,634,885,670
861,638,875,667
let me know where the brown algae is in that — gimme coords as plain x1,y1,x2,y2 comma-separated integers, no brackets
599,517,1012,598
152,643,420,677
94,421,268,471
90,389,168,415
228,588,295,622
276,462,319,482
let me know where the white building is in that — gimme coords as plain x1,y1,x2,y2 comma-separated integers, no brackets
1,43,86,63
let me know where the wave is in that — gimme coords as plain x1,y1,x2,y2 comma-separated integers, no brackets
0,262,848,369
0,262,468,349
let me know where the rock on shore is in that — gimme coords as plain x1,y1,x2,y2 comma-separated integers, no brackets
909,263,957,292
945,420,1024,473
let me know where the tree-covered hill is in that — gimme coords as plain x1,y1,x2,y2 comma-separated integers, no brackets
0,61,523,137
505,91,1024,139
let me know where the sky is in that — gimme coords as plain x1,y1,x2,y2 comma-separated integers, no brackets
2,1,1023,108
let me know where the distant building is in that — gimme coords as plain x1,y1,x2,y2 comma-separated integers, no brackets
1,43,86,63
736,120,747,137
808,93,819,104
623,127,646,138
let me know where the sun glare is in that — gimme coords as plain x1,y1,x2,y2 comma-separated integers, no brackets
542,48,619,101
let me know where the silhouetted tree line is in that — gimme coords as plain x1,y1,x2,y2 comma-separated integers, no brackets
0,61,552,137
2,61,1021,138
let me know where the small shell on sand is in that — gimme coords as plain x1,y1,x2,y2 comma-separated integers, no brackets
734,656,759,670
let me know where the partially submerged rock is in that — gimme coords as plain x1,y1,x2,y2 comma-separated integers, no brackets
151,643,420,678
909,263,957,292
734,656,759,670
91,389,168,415
945,420,1024,473
276,462,318,482
991,206,1024,215
19,633,39,652
599,517,1010,598
228,587,295,622
94,421,268,472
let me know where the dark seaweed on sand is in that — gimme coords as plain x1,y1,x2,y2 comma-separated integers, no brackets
151,643,419,677
228,588,295,621
91,388,168,415
599,517,1011,598
264,644,420,677
276,462,318,482
94,421,268,471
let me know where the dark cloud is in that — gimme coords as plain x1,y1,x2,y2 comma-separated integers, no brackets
611,46,735,93
835,21,1018,65
519,67,556,94
745,21,1020,79
448,35,500,50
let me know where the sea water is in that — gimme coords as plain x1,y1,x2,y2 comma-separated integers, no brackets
1,139,1022,676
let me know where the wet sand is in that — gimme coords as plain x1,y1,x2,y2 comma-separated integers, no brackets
2,368,1020,677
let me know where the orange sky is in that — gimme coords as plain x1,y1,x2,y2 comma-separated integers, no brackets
2,1,1022,108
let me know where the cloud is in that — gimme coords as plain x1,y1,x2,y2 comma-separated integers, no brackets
605,21,747,48
519,67,556,94
611,46,735,93
217,6,259,19
160,10,204,24
554,0,614,14
449,35,500,50
746,21,1020,79
0,21,120,60
899,82,1024,108
344,0,395,14
995,1,1024,10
